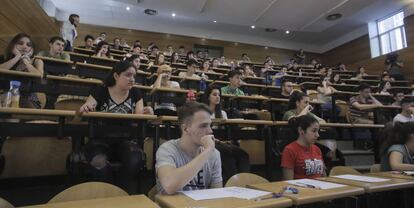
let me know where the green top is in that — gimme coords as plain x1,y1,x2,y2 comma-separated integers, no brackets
282,109,317,121
37,50,70,61
221,85,245,96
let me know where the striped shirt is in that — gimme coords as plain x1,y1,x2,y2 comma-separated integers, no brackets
349,95,373,118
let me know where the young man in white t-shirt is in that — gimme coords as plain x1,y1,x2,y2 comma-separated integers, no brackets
155,102,222,194
393,97,414,124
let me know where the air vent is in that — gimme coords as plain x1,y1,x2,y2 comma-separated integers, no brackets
144,9,157,15
265,28,277,32
326,13,342,21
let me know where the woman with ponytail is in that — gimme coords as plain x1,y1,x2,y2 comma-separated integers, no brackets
281,115,326,180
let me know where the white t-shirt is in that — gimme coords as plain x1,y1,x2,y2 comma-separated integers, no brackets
211,110,228,120
178,72,201,79
393,113,414,124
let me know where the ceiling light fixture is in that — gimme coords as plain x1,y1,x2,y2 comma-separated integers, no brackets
126,6,130,11
285,30,290,34
326,13,342,21
213,20,217,23
172,13,176,17
251,25,255,29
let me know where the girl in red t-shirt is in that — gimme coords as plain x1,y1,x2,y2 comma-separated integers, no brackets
281,115,326,179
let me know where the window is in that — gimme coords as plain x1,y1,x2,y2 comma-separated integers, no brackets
368,11,407,58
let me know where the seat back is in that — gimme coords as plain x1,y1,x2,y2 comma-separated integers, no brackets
336,100,349,119
48,182,128,203
225,173,269,187
0,198,14,208
147,185,158,201
329,166,361,176
370,164,382,173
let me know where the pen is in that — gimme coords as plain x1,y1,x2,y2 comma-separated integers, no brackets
294,182,321,189
253,193,281,201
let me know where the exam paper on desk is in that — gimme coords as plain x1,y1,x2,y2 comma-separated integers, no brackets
286,179,347,190
182,187,271,200
332,174,390,183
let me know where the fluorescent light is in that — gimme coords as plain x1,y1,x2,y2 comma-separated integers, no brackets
251,25,255,29
285,30,290,34
172,13,176,17
126,6,130,11
213,20,217,23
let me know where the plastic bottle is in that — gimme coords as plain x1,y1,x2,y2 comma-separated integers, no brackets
6,81,21,108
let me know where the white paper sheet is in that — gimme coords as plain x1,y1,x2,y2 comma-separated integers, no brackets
403,171,414,176
182,187,271,201
333,174,390,183
286,179,346,190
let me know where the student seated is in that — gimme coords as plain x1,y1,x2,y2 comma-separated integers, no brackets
186,51,197,62
392,91,405,106
93,41,113,59
281,115,326,179
0,33,44,108
378,81,392,95
261,61,273,85
37,36,70,61
78,35,94,50
155,102,222,194
283,91,325,123
125,44,148,60
200,85,250,182
221,70,244,96
178,46,186,56
112,37,121,50
353,66,368,79
150,45,159,57
125,55,145,74
348,83,383,124
219,55,228,66
211,58,220,68
178,59,201,79
170,52,180,64
152,65,180,115
242,64,256,78
240,53,251,63
163,45,174,56
276,79,293,99
337,62,347,71
273,67,287,86
381,122,414,171
265,56,276,65
330,73,345,85
79,61,153,193
94,32,107,44
317,78,339,115
120,38,130,48
393,98,414,124
200,60,214,74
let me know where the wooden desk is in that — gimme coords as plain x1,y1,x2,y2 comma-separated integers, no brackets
80,111,157,120
0,107,75,117
0,69,43,78
21,195,159,208
156,193,292,208
73,47,94,56
318,175,414,193
368,172,414,180
248,181,364,205
35,56,74,76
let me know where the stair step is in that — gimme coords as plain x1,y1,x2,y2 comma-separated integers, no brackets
342,150,375,166
336,140,354,151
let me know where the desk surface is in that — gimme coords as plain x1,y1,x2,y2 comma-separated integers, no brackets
81,111,157,120
0,107,75,117
76,62,112,70
318,175,414,193
248,181,364,205
156,193,292,208
35,56,73,65
368,172,414,180
0,69,43,78
20,195,159,208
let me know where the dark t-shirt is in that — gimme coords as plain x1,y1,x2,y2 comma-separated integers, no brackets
275,93,290,99
91,85,143,114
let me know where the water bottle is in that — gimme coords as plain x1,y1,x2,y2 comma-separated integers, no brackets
6,81,21,108
299,69,303,77
199,73,207,92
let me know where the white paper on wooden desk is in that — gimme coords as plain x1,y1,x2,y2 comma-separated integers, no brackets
182,187,271,201
403,171,414,176
287,179,347,190
333,174,390,183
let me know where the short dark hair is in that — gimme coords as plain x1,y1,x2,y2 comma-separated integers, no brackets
281,79,291,87
104,61,134,87
49,36,65,44
177,102,212,125
228,69,242,79
186,59,198,67
288,115,319,138
84,35,94,42
401,97,412,105
358,83,371,91
100,32,107,36
179,45,185,49
69,14,79,25
241,53,247,57
133,44,141,49
152,45,159,50
5,33,35,60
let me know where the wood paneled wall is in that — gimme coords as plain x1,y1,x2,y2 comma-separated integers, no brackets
321,14,414,80
74,23,320,63
0,0,59,54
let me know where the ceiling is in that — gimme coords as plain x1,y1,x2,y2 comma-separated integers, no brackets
41,0,414,53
